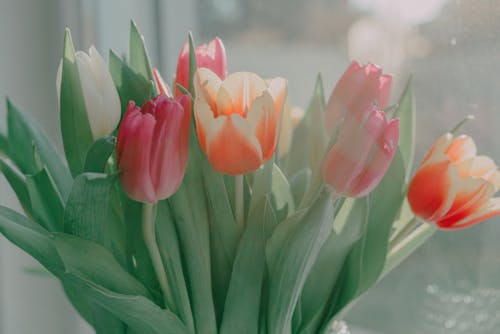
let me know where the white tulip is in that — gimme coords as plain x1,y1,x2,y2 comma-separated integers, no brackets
57,46,121,139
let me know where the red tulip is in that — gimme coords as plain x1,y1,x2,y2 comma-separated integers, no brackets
325,61,392,135
193,68,287,175
408,133,500,229
175,37,227,96
322,105,399,197
116,94,191,203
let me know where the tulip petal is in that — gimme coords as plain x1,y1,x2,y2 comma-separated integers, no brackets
437,178,494,228
421,133,454,166
445,135,477,163
116,106,157,203
205,114,263,175
442,197,500,229
194,68,221,112
408,158,460,222
218,72,267,116
153,68,173,97
89,46,121,137
247,91,278,160
76,50,105,138
194,99,215,153
266,77,288,115
349,118,399,197
149,97,189,199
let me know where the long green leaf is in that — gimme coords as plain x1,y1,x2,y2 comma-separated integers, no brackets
6,99,72,200
220,196,277,334
59,29,94,176
26,167,65,232
84,136,115,173
266,190,336,334
156,201,195,332
295,197,369,334
129,20,153,82
326,149,406,320
394,77,416,178
0,157,32,215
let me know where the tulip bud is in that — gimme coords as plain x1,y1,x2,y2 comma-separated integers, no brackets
175,37,227,96
322,106,399,197
325,61,392,135
408,133,500,229
322,62,398,198
193,68,287,175
57,46,121,139
116,94,191,203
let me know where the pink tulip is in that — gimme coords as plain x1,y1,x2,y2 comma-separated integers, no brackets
116,94,191,203
174,37,227,97
408,133,500,229
322,105,399,198
325,61,392,134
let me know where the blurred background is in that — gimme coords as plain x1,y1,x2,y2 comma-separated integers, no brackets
1,0,500,333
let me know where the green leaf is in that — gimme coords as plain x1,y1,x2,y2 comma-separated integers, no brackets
266,190,336,334
394,77,416,178
281,75,327,177
187,32,198,96
53,233,150,298
26,167,65,232
69,277,189,334
5,99,72,200
84,136,115,173
0,205,64,273
220,196,277,334
63,173,126,266
155,201,195,332
129,20,153,82
329,149,406,317
0,157,32,215
59,29,94,177
270,164,295,222
295,197,369,334
63,281,127,334
109,50,153,114
288,168,311,207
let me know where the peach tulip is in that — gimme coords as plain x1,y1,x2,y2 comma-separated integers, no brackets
175,37,227,96
116,94,191,203
325,61,392,134
408,133,500,229
193,68,287,175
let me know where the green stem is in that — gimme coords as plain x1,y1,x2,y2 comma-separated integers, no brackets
235,174,244,227
388,216,420,250
142,202,176,312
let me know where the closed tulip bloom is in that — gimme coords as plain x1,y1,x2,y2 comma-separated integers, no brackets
322,106,399,198
325,61,392,134
175,37,227,96
57,46,121,139
194,68,287,175
116,94,191,203
408,133,500,229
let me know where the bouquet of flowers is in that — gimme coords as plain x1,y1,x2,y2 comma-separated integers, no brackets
0,21,499,334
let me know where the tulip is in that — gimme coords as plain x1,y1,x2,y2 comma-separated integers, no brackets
193,68,287,175
325,61,392,135
408,133,500,229
322,105,399,198
116,94,191,203
175,37,227,96
57,46,121,139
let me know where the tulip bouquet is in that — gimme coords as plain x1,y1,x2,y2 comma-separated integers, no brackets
1,21,500,334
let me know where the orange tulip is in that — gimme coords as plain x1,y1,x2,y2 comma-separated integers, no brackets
408,133,500,229
193,68,287,175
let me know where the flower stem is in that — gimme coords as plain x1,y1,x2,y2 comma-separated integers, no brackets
235,175,244,227
388,216,420,250
142,203,176,312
